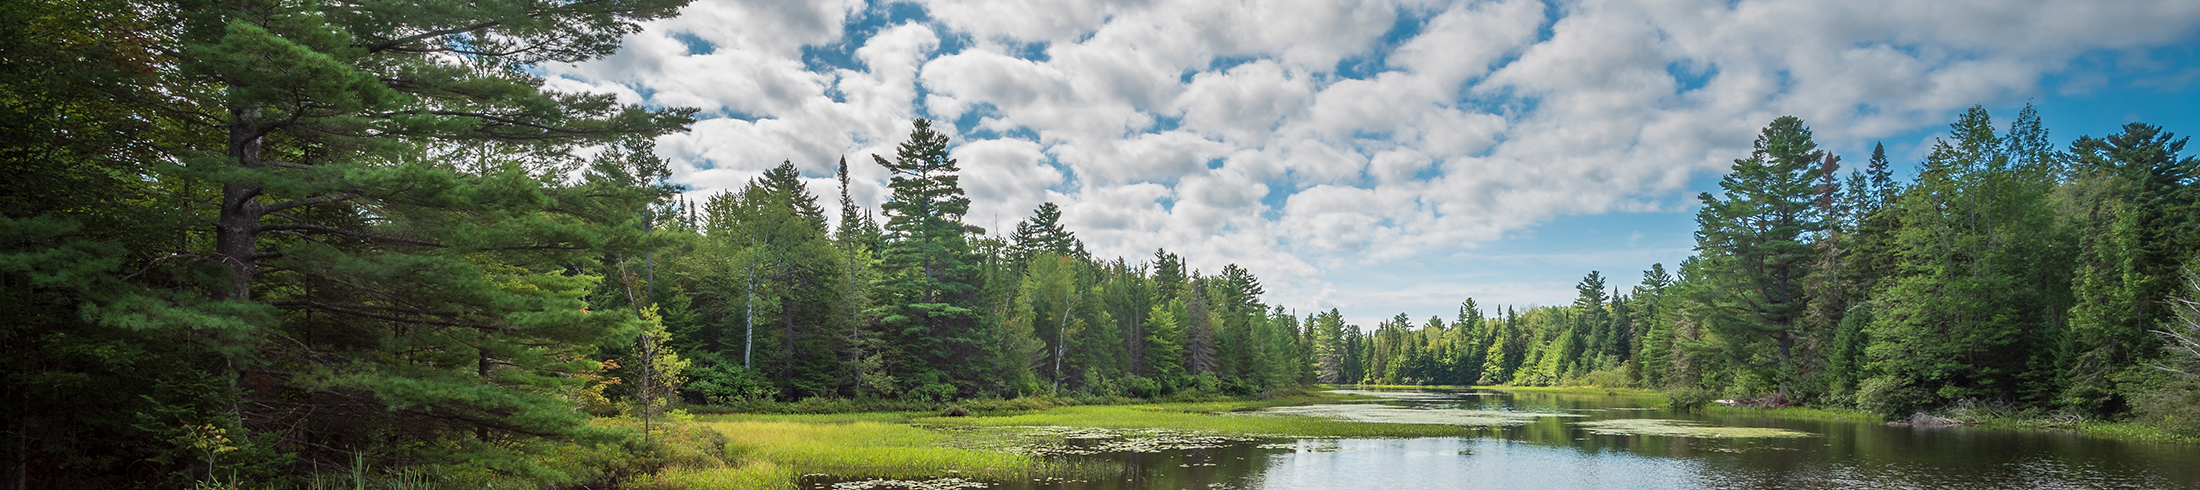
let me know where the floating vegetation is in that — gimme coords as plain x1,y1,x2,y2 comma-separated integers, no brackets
1574,419,1815,438
1322,389,1463,401
1257,440,1343,452
1252,403,1580,427
920,404,1475,437
944,426,1258,456
828,477,991,490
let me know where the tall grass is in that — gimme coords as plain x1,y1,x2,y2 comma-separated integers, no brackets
689,415,1114,481
1705,405,1878,422
915,403,1475,438
637,461,797,490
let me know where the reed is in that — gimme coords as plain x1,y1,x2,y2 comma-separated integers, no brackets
638,461,797,490
915,403,1474,438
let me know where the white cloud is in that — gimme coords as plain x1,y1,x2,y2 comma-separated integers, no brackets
552,0,2200,318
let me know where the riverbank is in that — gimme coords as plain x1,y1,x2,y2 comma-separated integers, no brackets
1698,405,2200,445
1365,384,2199,445
640,387,2198,489
643,392,1422,489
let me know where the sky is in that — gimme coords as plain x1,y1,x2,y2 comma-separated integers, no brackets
545,0,2200,327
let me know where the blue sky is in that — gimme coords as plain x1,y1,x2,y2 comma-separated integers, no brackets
546,0,2200,327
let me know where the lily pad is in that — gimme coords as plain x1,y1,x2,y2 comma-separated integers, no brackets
1323,390,1463,402
829,477,992,490
1574,419,1814,438
1252,403,1580,426
947,426,1257,456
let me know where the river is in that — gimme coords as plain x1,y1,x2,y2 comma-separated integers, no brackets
809,388,2200,489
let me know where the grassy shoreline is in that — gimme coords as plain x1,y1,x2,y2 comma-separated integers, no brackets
644,392,1410,489
644,387,2198,488
1702,404,2200,445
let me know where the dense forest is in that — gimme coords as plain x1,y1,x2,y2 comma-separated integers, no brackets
6,0,2200,486
1332,108,2200,424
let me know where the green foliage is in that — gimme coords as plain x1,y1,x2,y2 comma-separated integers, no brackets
2133,380,2200,437
871,119,987,399
1866,106,2072,413
1690,115,1826,396
1664,388,1717,413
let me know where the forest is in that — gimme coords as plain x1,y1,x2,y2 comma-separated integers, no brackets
5,0,2200,486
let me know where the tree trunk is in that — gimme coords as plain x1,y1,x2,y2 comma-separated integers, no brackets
744,263,756,369
216,105,264,302
10,411,26,490
214,105,265,435
783,300,795,383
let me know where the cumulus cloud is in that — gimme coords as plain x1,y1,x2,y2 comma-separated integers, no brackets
550,0,2200,321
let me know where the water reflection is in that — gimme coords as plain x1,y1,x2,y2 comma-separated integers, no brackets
811,388,2200,489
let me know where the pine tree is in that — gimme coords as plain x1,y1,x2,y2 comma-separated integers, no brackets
145,0,695,475
1635,264,1677,387
1313,309,1348,383
871,119,983,400
1010,202,1086,263
1691,115,1826,398
1143,299,1189,390
1863,105,2072,413
2062,123,2199,414
1186,276,1219,378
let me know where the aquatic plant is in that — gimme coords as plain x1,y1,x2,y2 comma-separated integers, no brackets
1574,419,1814,438
917,404,1476,438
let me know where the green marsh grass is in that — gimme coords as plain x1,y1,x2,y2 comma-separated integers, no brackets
694,414,1116,481
1964,416,2200,445
1706,406,1879,422
639,461,798,490
1480,385,1667,397
915,403,1476,438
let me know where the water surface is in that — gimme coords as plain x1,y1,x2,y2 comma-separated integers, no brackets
812,388,2200,489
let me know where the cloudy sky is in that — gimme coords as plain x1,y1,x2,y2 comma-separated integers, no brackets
547,0,2200,327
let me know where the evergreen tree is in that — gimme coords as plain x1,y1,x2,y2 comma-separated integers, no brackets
1691,115,1826,397
871,119,984,400
1142,299,1189,390
1313,309,1348,383
145,0,693,476
2061,123,2198,414
1863,106,2072,414
1635,264,1677,386
1010,202,1086,263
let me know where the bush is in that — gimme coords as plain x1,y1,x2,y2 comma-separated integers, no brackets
2135,379,2200,437
1855,375,1934,418
1580,369,1630,389
1665,387,1716,413
684,364,779,405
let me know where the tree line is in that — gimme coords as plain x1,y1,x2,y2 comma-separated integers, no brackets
635,119,1317,404
1328,108,2200,428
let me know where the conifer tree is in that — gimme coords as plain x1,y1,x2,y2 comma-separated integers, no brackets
1691,115,1826,398
1142,299,1189,390
147,0,695,475
2062,123,2198,414
871,119,983,399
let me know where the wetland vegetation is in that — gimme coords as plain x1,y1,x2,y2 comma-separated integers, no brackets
646,387,2200,489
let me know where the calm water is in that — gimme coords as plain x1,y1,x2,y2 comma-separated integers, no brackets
814,389,2200,489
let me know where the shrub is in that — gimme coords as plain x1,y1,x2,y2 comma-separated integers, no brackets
1665,387,1716,413
1855,375,1933,418
1580,369,1630,389
2135,379,2200,437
